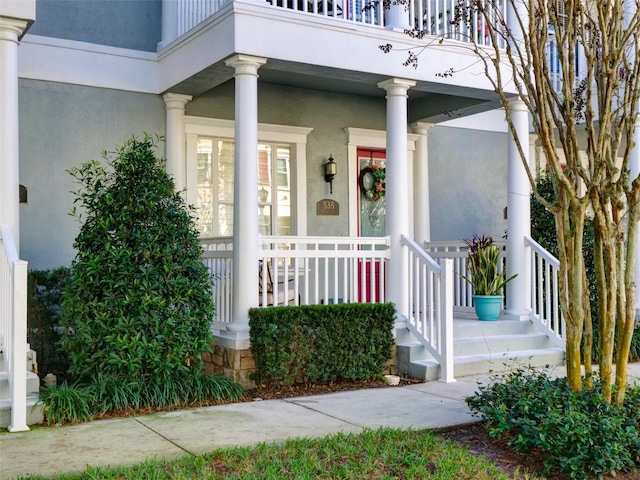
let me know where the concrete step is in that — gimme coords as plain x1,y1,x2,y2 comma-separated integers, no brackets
0,393,44,429
0,370,40,400
453,332,553,357
398,317,566,381
408,348,566,381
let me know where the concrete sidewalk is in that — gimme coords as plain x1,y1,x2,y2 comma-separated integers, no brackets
2,364,639,479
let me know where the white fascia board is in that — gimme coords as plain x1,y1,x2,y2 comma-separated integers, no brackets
157,10,236,93
438,109,509,132
19,35,159,94
230,5,512,95
0,0,35,22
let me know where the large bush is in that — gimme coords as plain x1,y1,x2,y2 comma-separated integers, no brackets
61,135,215,382
467,368,640,479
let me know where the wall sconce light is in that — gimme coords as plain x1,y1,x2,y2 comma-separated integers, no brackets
325,155,337,194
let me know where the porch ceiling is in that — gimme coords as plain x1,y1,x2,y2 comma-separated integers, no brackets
166,58,503,124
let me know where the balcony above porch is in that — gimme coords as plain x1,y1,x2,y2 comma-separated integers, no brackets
158,0,517,123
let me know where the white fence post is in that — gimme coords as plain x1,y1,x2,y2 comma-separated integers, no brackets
439,258,456,383
8,259,28,432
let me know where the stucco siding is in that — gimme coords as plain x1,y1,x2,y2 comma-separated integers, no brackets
29,0,161,52
19,80,165,270
428,126,508,242
188,82,388,237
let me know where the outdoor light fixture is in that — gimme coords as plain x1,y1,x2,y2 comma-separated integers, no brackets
325,155,337,194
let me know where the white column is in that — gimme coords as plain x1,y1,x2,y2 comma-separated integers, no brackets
386,3,411,30
163,93,192,194
378,78,415,320
0,18,28,253
412,122,433,246
225,54,267,343
631,113,640,316
160,0,178,48
505,99,531,317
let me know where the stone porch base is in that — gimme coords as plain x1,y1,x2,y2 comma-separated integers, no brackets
203,343,398,390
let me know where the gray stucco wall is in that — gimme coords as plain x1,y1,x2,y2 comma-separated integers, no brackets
29,0,162,52
428,126,508,242
19,79,508,270
19,80,165,270
188,82,388,237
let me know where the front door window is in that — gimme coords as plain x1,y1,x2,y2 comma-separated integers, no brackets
357,148,386,237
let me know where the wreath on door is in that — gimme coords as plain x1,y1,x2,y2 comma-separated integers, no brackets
359,165,386,201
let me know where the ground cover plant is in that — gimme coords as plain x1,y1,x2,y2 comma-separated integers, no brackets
466,367,640,479
35,135,244,423
13,427,542,480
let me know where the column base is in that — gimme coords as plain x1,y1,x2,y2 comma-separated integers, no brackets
502,309,532,321
203,343,256,389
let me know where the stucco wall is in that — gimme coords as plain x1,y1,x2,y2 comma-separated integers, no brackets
428,126,508,242
19,80,165,270
29,0,162,52
19,79,509,270
188,82,388,237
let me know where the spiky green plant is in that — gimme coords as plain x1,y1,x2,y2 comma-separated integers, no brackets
460,234,517,296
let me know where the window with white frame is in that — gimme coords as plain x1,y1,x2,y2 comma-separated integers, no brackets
186,118,312,238
195,138,292,236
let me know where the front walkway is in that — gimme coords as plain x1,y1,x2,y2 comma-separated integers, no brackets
2,364,640,479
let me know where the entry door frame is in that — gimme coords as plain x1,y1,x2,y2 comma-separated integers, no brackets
345,127,419,237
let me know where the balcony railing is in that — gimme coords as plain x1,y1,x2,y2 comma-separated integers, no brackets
162,0,507,47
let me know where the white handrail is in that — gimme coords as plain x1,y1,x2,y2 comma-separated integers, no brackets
0,225,29,432
401,235,455,382
162,0,508,46
525,236,565,347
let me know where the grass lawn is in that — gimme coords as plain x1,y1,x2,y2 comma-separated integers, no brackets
16,428,539,480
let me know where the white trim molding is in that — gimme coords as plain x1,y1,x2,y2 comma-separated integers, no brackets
19,35,159,93
345,127,418,237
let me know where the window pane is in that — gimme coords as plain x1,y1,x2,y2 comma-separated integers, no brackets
258,204,272,236
218,141,234,202
218,203,233,236
276,147,291,235
197,138,214,236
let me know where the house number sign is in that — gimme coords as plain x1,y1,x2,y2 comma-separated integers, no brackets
317,199,339,216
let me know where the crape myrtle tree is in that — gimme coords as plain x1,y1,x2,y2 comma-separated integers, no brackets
383,0,640,403
61,135,215,383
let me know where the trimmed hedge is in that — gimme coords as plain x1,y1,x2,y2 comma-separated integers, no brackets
249,303,396,386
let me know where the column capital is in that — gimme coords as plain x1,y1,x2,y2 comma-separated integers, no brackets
411,122,434,134
0,18,29,43
378,78,416,95
508,96,529,113
225,54,267,76
163,92,192,110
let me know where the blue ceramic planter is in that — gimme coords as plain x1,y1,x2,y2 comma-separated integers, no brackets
472,295,503,321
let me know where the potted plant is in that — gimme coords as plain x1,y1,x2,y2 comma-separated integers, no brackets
460,234,517,321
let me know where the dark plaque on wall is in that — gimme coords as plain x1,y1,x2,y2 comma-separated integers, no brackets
317,199,339,216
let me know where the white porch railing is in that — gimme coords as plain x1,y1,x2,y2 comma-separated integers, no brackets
164,0,507,46
525,236,565,347
200,235,389,326
424,240,507,313
0,226,29,432
425,238,565,346
401,235,455,382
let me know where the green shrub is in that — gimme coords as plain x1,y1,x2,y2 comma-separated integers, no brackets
466,368,640,479
249,303,395,386
61,135,215,383
38,382,94,425
36,374,245,425
27,268,72,378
